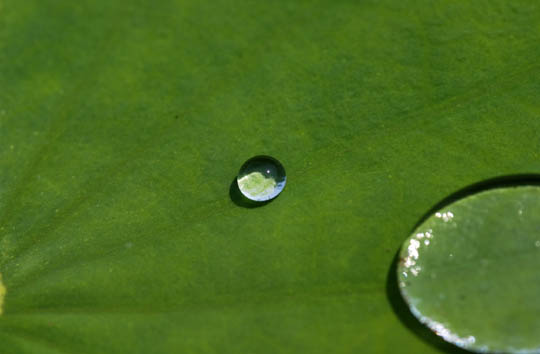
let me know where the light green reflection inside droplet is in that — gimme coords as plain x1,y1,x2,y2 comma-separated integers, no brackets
238,171,277,200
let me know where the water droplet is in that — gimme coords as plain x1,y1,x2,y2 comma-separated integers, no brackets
398,186,540,353
237,156,286,202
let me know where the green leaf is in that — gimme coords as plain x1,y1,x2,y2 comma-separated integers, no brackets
1,0,539,353
398,186,540,353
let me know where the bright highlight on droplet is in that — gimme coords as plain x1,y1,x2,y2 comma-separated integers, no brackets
398,186,540,353
237,156,286,202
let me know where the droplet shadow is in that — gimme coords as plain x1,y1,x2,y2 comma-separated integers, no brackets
386,251,469,354
229,178,272,208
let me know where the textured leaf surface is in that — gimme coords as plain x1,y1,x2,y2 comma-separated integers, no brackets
1,0,540,353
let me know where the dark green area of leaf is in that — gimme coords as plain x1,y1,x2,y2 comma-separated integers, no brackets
1,0,540,353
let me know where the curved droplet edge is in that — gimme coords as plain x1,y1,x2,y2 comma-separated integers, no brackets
397,235,490,353
413,174,540,231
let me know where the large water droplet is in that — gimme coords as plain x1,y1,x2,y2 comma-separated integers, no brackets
398,186,540,353
237,156,286,202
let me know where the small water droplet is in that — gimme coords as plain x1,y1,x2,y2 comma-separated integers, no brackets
535,241,540,248
237,156,286,202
